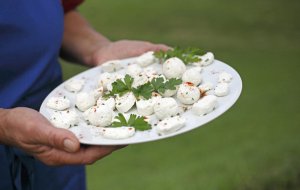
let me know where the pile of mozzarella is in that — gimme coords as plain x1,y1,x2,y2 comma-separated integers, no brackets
46,51,233,140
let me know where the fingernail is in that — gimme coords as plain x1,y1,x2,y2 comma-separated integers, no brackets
64,139,77,152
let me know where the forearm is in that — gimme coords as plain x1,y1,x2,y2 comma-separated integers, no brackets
0,108,11,145
0,108,6,144
61,10,111,66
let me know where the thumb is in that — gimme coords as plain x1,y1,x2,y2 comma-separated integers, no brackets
39,124,80,153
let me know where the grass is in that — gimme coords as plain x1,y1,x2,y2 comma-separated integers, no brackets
60,0,300,189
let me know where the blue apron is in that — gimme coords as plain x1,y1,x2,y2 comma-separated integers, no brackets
0,1,86,189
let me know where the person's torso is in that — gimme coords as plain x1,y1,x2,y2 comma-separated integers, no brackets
0,0,64,109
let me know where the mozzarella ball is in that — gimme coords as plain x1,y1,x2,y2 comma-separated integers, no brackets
199,82,214,92
132,73,149,88
46,96,70,111
143,66,158,77
160,88,178,97
214,83,229,97
98,127,135,139
83,105,113,127
126,64,142,76
199,52,214,66
75,92,96,112
115,92,136,113
154,97,179,120
98,72,115,90
192,95,217,116
162,57,186,79
218,72,232,83
93,87,104,100
96,97,115,110
135,51,158,67
152,92,162,100
177,83,200,105
155,116,186,135
64,79,85,92
101,60,122,72
113,73,125,81
182,68,202,86
136,98,156,116
106,73,125,91
50,110,79,129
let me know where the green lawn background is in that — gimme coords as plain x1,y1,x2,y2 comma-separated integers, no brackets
61,0,300,189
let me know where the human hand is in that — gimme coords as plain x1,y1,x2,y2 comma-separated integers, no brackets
91,40,170,65
0,107,123,166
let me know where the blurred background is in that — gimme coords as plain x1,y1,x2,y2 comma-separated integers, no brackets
61,0,300,189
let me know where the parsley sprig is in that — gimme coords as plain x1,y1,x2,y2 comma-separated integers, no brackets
151,77,182,94
104,75,182,100
111,113,151,131
103,74,133,98
132,82,154,100
154,47,205,64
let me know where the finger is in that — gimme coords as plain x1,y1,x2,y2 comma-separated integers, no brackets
79,145,121,164
38,145,123,166
33,120,80,153
153,44,171,51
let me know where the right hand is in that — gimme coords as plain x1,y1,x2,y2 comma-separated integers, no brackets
0,107,124,166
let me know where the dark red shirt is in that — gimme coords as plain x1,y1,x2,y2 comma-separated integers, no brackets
62,0,84,12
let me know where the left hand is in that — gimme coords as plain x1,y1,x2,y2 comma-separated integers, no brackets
91,40,169,65
0,107,123,166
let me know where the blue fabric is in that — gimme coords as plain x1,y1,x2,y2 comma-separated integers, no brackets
0,1,86,189
0,0,62,108
0,145,86,190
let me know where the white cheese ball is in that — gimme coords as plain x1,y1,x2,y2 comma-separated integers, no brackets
126,64,142,76
135,51,158,67
199,52,214,66
75,92,96,112
162,57,186,79
155,116,186,135
214,83,229,97
132,73,149,88
192,95,217,116
101,60,122,72
218,72,232,83
50,110,79,129
106,73,125,92
154,97,179,120
160,88,178,97
177,83,200,105
98,127,135,139
46,96,70,111
145,73,163,82
98,72,115,90
152,92,163,101
96,97,115,110
113,73,125,81
83,105,113,127
199,82,214,92
136,98,156,116
64,79,85,92
115,92,136,113
182,67,202,86
93,87,104,100
143,66,158,77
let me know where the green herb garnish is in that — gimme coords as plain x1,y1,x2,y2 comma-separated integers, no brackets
111,113,151,131
103,74,133,98
154,47,205,64
151,77,182,94
104,75,182,100
132,82,154,100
